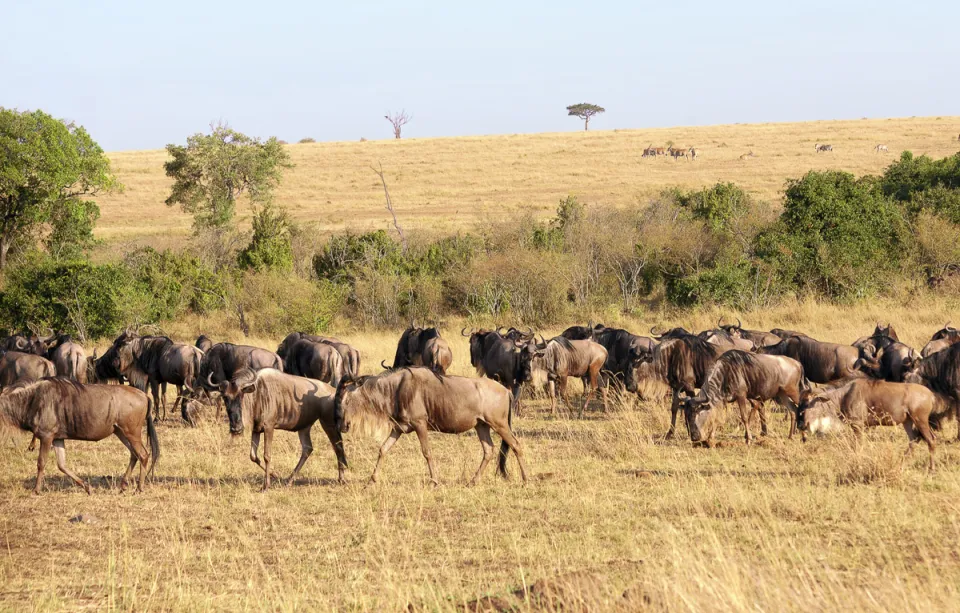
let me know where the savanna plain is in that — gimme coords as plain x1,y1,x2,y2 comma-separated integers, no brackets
3,117,960,612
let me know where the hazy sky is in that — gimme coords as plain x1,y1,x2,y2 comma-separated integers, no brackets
4,0,957,151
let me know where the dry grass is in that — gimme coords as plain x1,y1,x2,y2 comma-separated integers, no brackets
4,302,960,610
93,116,960,257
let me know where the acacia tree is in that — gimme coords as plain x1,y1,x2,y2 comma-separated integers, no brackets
164,122,292,231
0,108,119,270
384,110,411,139
566,103,605,131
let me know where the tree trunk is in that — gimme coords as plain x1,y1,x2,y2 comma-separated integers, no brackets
0,235,10,271
584,117,589,131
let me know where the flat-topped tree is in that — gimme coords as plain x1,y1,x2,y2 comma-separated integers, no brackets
566,103,605,131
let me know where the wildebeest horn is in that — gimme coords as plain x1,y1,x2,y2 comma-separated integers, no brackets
524,326,534,339
206,372,219,390
650,325,662,336
717,317,724,329
381,360,390,370
461,327,470,337
736,318,742,329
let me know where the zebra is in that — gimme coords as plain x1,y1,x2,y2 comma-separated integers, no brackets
815,143,833,153
875,144,889,153
688,148,699,161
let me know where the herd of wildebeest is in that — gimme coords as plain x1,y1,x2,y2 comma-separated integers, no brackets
3,318,960,494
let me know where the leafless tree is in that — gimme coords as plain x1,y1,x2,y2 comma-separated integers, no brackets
384,110,411,139
372,162,407,252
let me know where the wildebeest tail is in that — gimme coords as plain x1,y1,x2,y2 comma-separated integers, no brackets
185,350,201,393
146,397,160,477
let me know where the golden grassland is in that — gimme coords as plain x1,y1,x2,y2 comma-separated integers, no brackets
93,116,960,256
4,302,960,610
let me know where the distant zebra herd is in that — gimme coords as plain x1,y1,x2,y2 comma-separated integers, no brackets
640,141,898,160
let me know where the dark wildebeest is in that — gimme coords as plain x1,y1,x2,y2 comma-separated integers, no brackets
758,336,862,384
797,379,951,472
717,318,782,349
698,328,755,352
89,344,124,384
390,326,454,374
215,368,347,490
113,334,203,421
199,343,283,391
0,379,158,494
282,338,345,387
334,368,528,485
853,334,917,382
921,323,960,358
904,344,960,441
871,322,899,342
537,336,608,417
195,335,214,353
0,351,56,387
680,351,808,445
649,325,693,341
463,328,542,409
277,332,360,378
593,327,656,393
770,328,809,340
45,335,87,383
1,331,56,356
560,323,604,341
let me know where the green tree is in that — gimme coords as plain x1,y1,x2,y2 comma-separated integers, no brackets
0,108,119,269
566,103,605,131
164,123,292,231
237,202,294,272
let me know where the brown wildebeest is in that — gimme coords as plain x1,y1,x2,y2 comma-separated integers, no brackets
214,368,347,491
560,323,603,341
853,334,917,382
921,323,960,357
717,318,782,348
390,326,453,374
463,328,543,409
335,368,528,485
537,336,608,417
283,338,344,387
195,335,214,353
769,328,809,340
904,343,960,440
277,332,360,378
0,351,56,387
680,351,808,445
698,327,755,351
198,342,283,393
592,327,655,393
815,143,833,153
46,336,87,383
758,335,862,384
0,379,159,493
797,378,953,471
113,334,203,421
641,146,657,158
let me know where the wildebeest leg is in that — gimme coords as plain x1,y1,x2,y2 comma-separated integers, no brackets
34,436,53,494
249,431,282,484
27,434,37,451
751,400,768,437
116,424,150,492
113,427,139,492
260,428,274,491
53,440,91,494
150,381,162,421
318,422,348,483
547,378,558,415
371,427,402,484
491,422,528,482
469,423,495,486
665,389,682,439
579,376,594,419
737,398,752,444
413,424,439,486
285,428,314,486
916,419,936,473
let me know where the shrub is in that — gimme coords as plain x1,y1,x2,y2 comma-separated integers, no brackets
237,271,344,336
237,203,294,273
124,247,225,319
667,262,755,308
298,137,316,144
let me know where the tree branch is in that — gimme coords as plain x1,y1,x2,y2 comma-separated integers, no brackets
372,162,407,252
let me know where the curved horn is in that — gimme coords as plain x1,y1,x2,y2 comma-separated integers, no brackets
381,360,390,370
717,317,724,329
461,327,470,337
524,326,534,339
736,318,742,329
206,372,217,389
650,325,662,336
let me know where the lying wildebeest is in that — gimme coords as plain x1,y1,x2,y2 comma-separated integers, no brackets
282,338,344,387
215,368,347,490
560,323,604,341
277,332,360,378
195,334,214,353
537,336,608,416
0,379,159,493
45,335,87,383
113,334,203,420
463,328,542,407
921,323,960,358
390,326,453,374
797,378,951,471
335,368,528,485
717,318,782,348
904,344,960,441
698,328,755,351
0,351,56,388
592,327,655,393
759,335,862,384
680,351,808,445
853,335,917,382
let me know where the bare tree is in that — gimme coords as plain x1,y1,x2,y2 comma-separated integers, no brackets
372,162,407,252
384,110,411,139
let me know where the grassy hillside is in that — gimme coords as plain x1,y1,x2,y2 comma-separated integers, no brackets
94,116,960,254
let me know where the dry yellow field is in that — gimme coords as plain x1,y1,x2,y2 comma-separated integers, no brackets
4,302,960,611
94,116,960,254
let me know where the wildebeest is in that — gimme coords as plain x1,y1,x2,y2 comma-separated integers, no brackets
592,327,655,393
560,323,603,341
282,338,344,387
680,351,808,445
0,379,158,493
815,143,833,153
759,335,862,384
334,368,528,485
769,328,809,340
537,337,608,416
0,351,56,388
1,331,56,356
698,328,755,351
45,335,87,383
390,326,453,374
198,343,283,392
797,379,950,471
875,144,889,153
904,343,960,440
642,146,657,158
277,332,360,378
717,319,782,348
670,147,687,160
649,325,693,341
195,334,214,353
853,335,917,382
88,344,124,385
921,323,960,357
870,322,899,342
113,333,203,420
463,328,542,408
215,368,347,490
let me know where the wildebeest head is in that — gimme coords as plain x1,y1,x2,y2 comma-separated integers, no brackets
650,325,690,341
873,322,899,342
214,369,259,435
502,326,534,342
716,317,743,337
930,322,959,341
681,398,720,445
333,376,373,434
623,346,652,393
796,392,843,442
515,339,545,383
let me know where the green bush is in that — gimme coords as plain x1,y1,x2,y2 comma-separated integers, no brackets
675,182,751,233
667,262,755,308
124,247,225,318
238,203,294,273
238,271,344,335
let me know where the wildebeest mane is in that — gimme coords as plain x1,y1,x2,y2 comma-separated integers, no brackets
653,335,720,389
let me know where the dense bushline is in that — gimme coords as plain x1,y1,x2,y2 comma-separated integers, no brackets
1,150,959,338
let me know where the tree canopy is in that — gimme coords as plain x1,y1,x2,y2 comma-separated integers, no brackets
0,108,119,269
566,103,605,130
164,123,292,231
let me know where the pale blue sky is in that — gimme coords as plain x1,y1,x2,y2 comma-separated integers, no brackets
4,0,957,151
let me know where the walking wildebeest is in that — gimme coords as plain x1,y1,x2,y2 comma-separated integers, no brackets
797,378,951,471
283,338,344,387
680,351,808,445
537,336,608,417
113,334,203,421
199,343,283,391
0,379,159,493
463,328,543,408
642,146,657,158
875,144,889,153
593,327,655,393
45,335,87,383
334,368,528,485
277,332,360,378
670,147,687,160
214,368,347,490
688,147,699,160
195,335,214,353
758,335,862,384
815,143,833,153
390,326,453,374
